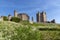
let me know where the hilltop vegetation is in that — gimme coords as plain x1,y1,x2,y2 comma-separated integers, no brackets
0,21,60,40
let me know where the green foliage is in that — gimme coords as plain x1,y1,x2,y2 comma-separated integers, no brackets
40,31,60,40
0,21,60,40
3,16,8,21
20,20,30,25
11,26,41,40
32,23,45,26
0,21,41,40
11,17,20,23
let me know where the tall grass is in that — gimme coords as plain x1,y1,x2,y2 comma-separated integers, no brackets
0,21,60,40
0,21,41,40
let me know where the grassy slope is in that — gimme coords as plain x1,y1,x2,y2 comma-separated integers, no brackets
0,21,60,40
19,21,60,40
0,21,41,40
20,21,60,29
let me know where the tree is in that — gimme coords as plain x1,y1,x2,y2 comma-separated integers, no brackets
10,17,20,23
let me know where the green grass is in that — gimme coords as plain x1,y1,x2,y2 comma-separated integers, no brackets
0,21,41,40
40,31,60,40
0,21,60,40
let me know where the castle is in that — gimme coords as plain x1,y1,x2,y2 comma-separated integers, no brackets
14,10,29,21
0,10,55,23
36,11,47,23
36,11,55,23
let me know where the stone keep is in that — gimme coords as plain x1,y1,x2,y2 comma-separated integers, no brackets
36,11,47,23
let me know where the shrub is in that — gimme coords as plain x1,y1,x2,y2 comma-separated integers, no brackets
3,16,8,21
10,17,20,23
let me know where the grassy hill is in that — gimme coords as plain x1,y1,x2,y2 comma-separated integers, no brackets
0,21,60,40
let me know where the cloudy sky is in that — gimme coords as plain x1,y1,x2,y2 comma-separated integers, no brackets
0,0,60,23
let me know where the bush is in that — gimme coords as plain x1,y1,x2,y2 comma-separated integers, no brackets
3,16,8,21
10,17,21,23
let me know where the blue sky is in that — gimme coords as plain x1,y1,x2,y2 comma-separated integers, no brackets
0,0,60,23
